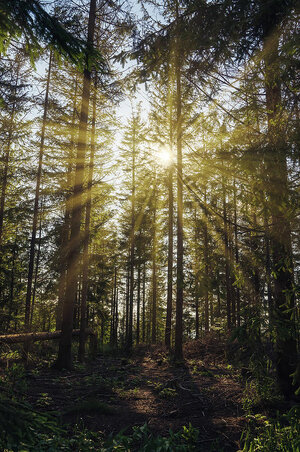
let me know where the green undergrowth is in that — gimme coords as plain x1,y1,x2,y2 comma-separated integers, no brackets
0,395,200,452
241,406,300,451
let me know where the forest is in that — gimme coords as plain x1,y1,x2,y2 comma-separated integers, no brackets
0,0,299,451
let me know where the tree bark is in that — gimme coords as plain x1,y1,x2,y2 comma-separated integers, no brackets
204,189,209,332
136,261,141,344
126,121,136,352
222,174,231,330
78,75,97,361
151,176,157,344
56,75,78,330
30,211,42,328
165,70,174,349
233,180,240,327
24,51,52,331
56,0,97,370
174,1,184,360
142,260,146,342
0,69,18,245
263,27,298,398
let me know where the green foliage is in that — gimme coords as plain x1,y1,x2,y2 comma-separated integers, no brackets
158,387,177,399
241,406,300,452
0,363,27,397
0,394,62,451
104,423,199,452
0,395,200,452
36,393,54,408
0,0,106,71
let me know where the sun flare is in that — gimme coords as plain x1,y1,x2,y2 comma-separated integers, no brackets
157,146,173,166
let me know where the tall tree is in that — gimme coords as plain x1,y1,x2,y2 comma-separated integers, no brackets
24,50,52,332
56,0,97,369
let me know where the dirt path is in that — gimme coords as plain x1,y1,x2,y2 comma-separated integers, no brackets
26,347,246,451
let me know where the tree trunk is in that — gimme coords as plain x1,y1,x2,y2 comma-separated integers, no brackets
56,75,78,330
126,123,136,352
263,28,298,398
78,75,97,361
24,51,52,331
30,211,42,328
0,69,18,245
233,180,240,327
222,174,231,330
56,0,97,370
195,279,200,340
174,1,184,360
125,263,129,342
204,190,209,332
142,260,146,342
165,73,174,349
7,234,17,331
151,177,157,344
136,261,141,344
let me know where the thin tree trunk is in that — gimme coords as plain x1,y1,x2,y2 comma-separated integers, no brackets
229,214,236,328
110,273,115,346
165,69,174,348
174,1,184,360
30,211,42,328
151,177,157,344
195,279,199,340
56,0,97,369
204,189,209,332
24,51,52,331
233,180,240,327
136,261,141,344
126,122,136,352
222,174,231,330
56,75,78,330
264,213,272,330
125,263,129,342
7,233,17,331
0,71,18,245
78,75,97,361
142,260,146,342
114,286,118,346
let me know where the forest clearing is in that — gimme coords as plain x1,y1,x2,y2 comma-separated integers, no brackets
0,0,299,450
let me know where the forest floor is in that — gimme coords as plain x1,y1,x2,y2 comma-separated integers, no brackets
24,341,246,451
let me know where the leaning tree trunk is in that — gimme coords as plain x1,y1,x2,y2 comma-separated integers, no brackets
56,0,97,370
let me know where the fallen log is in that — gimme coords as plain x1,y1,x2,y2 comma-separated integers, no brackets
0,328,96,345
